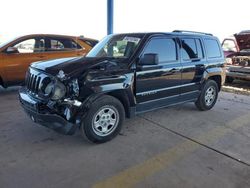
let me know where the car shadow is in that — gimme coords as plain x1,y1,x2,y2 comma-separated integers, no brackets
0,86,20,96
225,80,250,91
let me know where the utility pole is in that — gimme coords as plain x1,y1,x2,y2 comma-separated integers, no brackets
107,0,113,35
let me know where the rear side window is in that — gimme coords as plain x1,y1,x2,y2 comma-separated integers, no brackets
142,38,177,64
181,38,203,60
47,38,82,52
204,39,221,58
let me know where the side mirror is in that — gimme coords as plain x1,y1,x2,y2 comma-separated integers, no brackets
6,47,18,54
139,53,159,65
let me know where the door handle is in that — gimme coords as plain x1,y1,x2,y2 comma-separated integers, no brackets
169,68,178,73
197,64,205,69
162,68,179,76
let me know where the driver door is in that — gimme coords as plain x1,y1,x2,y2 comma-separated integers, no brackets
136,36,182,112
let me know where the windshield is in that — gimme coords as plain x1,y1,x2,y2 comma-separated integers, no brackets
87,34,142,58
222,39,237,52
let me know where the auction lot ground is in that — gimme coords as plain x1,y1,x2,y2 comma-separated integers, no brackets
0,87,250,188
223,80,250,96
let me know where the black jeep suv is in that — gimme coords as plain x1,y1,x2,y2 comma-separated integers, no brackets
19,31,225,143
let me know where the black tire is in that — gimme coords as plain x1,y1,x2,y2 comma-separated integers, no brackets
195,80,219,111
226,76,234,83
81,95,125,143
0,76,4,88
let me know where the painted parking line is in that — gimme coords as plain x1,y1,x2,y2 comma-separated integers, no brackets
92,113,250,188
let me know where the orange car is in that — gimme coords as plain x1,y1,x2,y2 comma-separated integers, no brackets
0,34,98,87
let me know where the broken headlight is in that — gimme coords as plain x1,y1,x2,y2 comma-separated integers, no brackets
70,79,79,97
225,58,233,65
44,80,66,100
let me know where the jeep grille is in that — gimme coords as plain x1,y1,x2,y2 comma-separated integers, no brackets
25,68,49,96
26,72,41,93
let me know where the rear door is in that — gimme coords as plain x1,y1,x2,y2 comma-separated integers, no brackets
136,35,182,112
179,37,206,100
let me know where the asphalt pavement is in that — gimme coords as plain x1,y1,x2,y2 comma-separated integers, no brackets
0,87,250,188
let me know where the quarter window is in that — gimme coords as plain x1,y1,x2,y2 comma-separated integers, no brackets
181,38,203,60
204,39,221,58
142,38,177,64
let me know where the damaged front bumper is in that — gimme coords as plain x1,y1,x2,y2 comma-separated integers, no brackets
19,87,79,135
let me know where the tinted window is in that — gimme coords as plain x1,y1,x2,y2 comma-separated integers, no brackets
196,39,204,59
142,38,177,63
181,38,203,60
81,39,99,47
204,39,221,58
47,38,82,52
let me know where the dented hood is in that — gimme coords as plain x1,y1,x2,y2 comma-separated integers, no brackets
31,56,127,77
234,32,250,51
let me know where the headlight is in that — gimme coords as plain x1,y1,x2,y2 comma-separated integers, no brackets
52,81,66,100
225,58,232,65
44,82,54,96
44,80,66,100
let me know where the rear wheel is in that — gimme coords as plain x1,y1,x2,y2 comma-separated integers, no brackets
81,95,125,143
195,80,219,111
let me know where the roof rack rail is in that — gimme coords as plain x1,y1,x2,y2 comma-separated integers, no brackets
172,30,213,36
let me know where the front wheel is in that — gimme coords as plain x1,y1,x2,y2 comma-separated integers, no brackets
81,95,125,143
195,80,219,111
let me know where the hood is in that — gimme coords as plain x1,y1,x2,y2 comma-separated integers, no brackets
31,56,127,77
234,32,250,51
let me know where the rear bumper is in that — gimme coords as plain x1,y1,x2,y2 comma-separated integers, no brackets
19,88,78,135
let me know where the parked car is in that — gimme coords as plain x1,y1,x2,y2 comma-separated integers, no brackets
0,34,98,87
222,30,250,83
19,31,225,143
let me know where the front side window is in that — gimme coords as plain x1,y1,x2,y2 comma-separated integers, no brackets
181,38,203,60
14,39,36,53
204,39,222,58
87,34,142,58
142,38,177,63
13,38,45,53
